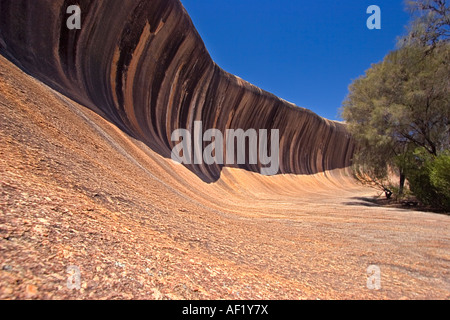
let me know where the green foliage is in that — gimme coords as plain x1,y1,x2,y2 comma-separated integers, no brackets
401,0,450,47
342,43,450,157
430,151,450,192
407,150,450,210
341,1,449,209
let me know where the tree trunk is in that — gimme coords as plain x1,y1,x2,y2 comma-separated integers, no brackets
399,172,406,195
384,189,393,199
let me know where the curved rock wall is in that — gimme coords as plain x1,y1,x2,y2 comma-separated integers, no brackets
0,0,355,182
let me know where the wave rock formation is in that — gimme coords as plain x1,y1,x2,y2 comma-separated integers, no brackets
0,0,355,182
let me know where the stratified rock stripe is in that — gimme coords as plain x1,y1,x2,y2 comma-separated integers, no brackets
0,0,355,182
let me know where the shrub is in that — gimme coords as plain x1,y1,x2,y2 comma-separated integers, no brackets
407,151,450,211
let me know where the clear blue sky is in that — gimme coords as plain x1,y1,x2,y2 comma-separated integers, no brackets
180,0,411,120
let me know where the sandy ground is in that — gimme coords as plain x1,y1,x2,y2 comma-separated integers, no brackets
0,56,449,300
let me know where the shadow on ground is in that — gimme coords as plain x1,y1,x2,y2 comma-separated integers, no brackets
344,196,449,215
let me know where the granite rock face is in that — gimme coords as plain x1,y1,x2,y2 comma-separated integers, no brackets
0,0,355,181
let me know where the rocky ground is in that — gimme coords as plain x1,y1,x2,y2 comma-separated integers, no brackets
0,56,449,300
